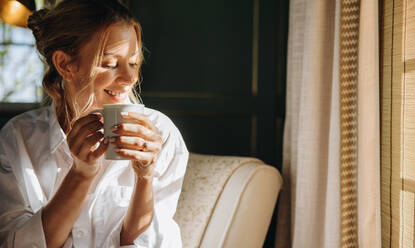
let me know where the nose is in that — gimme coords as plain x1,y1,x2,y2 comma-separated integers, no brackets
118,63,138,85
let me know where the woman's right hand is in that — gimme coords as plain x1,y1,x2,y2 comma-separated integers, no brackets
67,113,109,178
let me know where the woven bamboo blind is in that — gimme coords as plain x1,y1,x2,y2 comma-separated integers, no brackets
381,0,415,247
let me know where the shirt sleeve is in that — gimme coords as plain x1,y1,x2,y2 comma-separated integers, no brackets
103,112,189,247
0,123,47,248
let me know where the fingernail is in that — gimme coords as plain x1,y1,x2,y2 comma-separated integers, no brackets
103,137,109,144
114,148,121,153
109,137,116,143
111,125,119,131
120,111,128,116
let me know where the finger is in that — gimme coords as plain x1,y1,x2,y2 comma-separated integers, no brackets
120,112,158,132
89,138,109,161
111,136,161,152
113,148,154,163
67,114,101,146
68,114,101,139
112,123,162,142
111,136,146,150
78,132,104,158
77,120,103,139
70,121,103,153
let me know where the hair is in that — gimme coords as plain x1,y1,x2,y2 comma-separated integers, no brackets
27,0,143,133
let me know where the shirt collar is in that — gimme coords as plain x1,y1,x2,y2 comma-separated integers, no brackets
48,103,67,154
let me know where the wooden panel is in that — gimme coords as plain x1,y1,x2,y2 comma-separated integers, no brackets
171,114,252,156
141,95,256,115
130,0,260,161
130,0,287,168
128,1,288,246
131,0,253,95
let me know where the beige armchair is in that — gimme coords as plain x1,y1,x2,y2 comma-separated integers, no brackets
174,153,283,248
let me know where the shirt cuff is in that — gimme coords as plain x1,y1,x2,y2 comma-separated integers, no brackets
118,222,153,248
13,209,47,248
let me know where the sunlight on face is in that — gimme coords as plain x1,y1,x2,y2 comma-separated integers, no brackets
71,22,139,110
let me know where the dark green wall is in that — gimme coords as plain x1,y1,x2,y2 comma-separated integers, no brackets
130,0,288,247
0,103,40,128
131,0,288,165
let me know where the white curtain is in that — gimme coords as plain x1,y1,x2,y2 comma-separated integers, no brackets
275,0,381,247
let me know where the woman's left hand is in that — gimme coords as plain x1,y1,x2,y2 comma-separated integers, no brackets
110,112,162,178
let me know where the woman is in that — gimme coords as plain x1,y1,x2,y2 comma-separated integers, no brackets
0,0,188,247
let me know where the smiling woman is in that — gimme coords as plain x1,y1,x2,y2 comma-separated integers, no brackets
0,0,189,247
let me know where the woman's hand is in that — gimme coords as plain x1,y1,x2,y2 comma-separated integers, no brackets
67,113,109,178
110,112,162,179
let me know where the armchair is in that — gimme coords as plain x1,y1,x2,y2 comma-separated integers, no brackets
174,153,283,248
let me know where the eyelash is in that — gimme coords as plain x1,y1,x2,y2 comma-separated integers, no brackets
103,63,138,69
104,64,117,69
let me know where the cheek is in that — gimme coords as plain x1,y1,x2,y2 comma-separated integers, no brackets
66,77,86,98
93,71,114,91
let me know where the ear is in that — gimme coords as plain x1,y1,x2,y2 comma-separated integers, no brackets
52,50,77,82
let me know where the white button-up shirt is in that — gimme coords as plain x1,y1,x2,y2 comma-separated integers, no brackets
0,105,189,247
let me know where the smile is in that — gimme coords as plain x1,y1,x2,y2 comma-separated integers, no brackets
104,89,128,98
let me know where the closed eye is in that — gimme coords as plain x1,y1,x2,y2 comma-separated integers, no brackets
103,64,117,69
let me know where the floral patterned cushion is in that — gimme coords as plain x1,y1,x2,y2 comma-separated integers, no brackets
174,153,263,248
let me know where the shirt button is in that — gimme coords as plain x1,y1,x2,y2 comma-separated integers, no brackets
76,230,84,237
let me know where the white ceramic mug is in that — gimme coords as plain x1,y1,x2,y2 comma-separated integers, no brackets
91,103,145,160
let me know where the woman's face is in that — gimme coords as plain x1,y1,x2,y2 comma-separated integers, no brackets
70,22,140,109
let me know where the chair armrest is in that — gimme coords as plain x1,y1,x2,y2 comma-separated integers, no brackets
201,162,282,248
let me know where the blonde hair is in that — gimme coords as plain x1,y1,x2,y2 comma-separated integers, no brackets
27,0,143,133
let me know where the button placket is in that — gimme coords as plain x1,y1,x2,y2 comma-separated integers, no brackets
72,227,89,247
72,197,92,247
76,229,85,237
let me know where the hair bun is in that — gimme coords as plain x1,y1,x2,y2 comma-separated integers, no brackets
27,9,49,40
